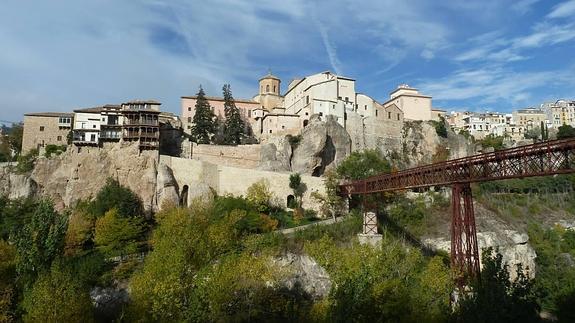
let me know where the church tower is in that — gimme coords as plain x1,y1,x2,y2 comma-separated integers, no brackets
259,71,281,96
257,70,283,111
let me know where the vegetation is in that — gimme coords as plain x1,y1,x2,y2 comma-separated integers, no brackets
94,209,145,258
431,117,448,138
478,134,505,150
222,84,245,145
289,173,306,220
190,86,216,144
44,144,67,158
311,169,345,219
336,149,391,180
90,178,143,218
557,124,575,139
15,149,37,173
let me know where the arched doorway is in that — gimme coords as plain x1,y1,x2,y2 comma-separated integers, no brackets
287,195,295,208
180,185,189,207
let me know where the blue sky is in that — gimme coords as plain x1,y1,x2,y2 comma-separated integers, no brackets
1,0,575,123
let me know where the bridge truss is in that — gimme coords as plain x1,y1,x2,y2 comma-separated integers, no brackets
339,138,575,282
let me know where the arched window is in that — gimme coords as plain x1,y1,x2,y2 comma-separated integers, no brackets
273,85,276,93
266,85,270,92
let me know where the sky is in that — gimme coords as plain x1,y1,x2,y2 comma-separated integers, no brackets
1,0,575,123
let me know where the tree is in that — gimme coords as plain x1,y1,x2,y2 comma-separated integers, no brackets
22,261,94,323
456,248,539,322
222,84,245,145
246,179,273,213
478,134,505,151
7,123,23,158
64,209,95,256
0,240,17,322
311,169,345,220
336,149,391,180
525,126,541,140
94,209,144,258
15,199,68,280
557,124,575,139
90,178,143,218
191,86,216,144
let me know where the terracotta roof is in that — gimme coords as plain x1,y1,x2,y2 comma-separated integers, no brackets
24,112,74,117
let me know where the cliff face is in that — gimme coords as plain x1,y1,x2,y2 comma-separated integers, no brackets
0,142,180,214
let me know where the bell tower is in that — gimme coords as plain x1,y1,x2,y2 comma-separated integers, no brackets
259,70,281,96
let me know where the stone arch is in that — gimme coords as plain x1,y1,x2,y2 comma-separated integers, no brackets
180,185,189,207
287,195,295,208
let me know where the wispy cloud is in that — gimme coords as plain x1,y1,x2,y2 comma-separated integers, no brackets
547,0,575,18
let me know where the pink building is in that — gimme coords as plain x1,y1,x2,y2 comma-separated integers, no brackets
181,96,260,133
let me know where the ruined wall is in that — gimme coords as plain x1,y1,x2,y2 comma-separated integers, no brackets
190,143,261,169
160,155,325,211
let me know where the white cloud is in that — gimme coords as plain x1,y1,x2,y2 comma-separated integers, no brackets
547,0,575,18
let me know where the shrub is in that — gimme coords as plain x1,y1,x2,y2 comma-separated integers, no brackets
15,148,38,173
94,209,145,258
557,124,575,139
246,180,273,213
90,178,143,218
336,149,391,180
431,118,448,138
478,134,505,151
44,144,67,158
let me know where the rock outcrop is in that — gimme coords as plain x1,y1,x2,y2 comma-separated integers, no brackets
0,166,37,199
259,115,352,176
275,252,332,299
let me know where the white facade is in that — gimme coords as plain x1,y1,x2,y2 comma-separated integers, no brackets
73,112,101,144
283,71,359,127
383,85,432,121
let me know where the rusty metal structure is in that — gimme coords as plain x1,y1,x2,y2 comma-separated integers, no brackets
339,138,575,282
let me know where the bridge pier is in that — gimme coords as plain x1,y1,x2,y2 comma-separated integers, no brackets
451,183,481,286
358,211,382,247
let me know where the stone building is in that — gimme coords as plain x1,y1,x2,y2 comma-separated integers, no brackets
382,84,432,121
22,112,73,153
181,70,409,140
73,100,161,150
512,108,546,130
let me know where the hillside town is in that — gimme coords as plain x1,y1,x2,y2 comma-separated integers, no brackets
18,70,575,158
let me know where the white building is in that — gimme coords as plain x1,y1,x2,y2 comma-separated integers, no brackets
382,85,432,121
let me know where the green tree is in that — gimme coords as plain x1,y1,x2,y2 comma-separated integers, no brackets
525,126,541,140
336,149,391,180
94,209,144,258
15,199,68,280
63,209,95,256
478,134,505,151
311,169,345,220
289,173,306,220
90,178,143,218
7,123,23,158
15,148,37,173
246,179,273,213
557,124,575,139
0,240,17,323
456,248,539,322
191,86,216,144
22,261,94,323
222,84,245,145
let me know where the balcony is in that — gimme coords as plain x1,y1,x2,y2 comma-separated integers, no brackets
124,120,159,126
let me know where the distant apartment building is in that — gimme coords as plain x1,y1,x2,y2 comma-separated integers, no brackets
512,108,546,130
541,100,575,127
22,112,73,153
73,100,161,150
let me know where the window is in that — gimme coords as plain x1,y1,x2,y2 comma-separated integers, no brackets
188,117,191,122
282,125,285,129
375,110,378,117
305,112,309,116
188,107,191,111
306,96,309,104
397,113,400,121
90,134,96,141
364,105,367,110
332,105,335,109
266,85,270,92
273,85,276,93
319,112,323,116
93,124,97,128
102,117,105,121
338,96,342,100
57,136,62,141
388,112,391,119
269,130,272,133
40,126,45,131
345,97,349,102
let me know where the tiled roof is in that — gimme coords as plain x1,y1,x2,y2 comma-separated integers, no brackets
24,112,73,117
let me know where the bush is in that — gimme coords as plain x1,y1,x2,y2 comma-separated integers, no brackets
478,134,505,151
336,149,391,180
94,209,145,258
246,179,273,213
90,178,143,218
15,149,38,173
44,144,67,158
557,124,575,139
431,118,448,138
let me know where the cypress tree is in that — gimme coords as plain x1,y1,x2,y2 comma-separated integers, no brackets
222,84,245,145
191,86,216,144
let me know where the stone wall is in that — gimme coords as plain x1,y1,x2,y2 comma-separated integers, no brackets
190,143,261,169
160,155,326,212
22,115,71,154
